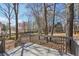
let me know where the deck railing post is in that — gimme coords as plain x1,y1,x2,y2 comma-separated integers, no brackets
46,36,48,43
0,39,5,54
38,35,40,40
29,34,31,42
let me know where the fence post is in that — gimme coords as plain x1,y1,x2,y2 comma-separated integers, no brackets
0,39,5,54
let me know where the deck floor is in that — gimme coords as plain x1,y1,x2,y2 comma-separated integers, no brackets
0,42,72,56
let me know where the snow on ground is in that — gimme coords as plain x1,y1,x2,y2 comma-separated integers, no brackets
0,43,72,56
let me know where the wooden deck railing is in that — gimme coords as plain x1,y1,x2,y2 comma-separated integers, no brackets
0,32,78,55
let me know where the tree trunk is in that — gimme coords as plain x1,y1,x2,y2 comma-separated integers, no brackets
16,12,18,40
44,3,48,35
9,18,11,39
8,4,11,40
13,3,19,47
51,3,56,36
44,3,48,43
13,3,19,40
66,3,74,53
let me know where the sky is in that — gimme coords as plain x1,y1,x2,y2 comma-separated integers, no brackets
0,3,65,26
0,3,28,26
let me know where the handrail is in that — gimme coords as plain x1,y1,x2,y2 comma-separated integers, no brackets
0,32,76,40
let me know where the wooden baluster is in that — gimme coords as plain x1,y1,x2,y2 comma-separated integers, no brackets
29,35,31,42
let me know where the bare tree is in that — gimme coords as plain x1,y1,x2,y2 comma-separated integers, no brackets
26,3,66,36
66,3,74,53
51,3,56,36
13,3,19,40
26,4,43,34
44,3,48,35
66,4,74,37
0,3,13,39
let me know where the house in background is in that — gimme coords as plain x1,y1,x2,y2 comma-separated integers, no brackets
18,22,28,33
